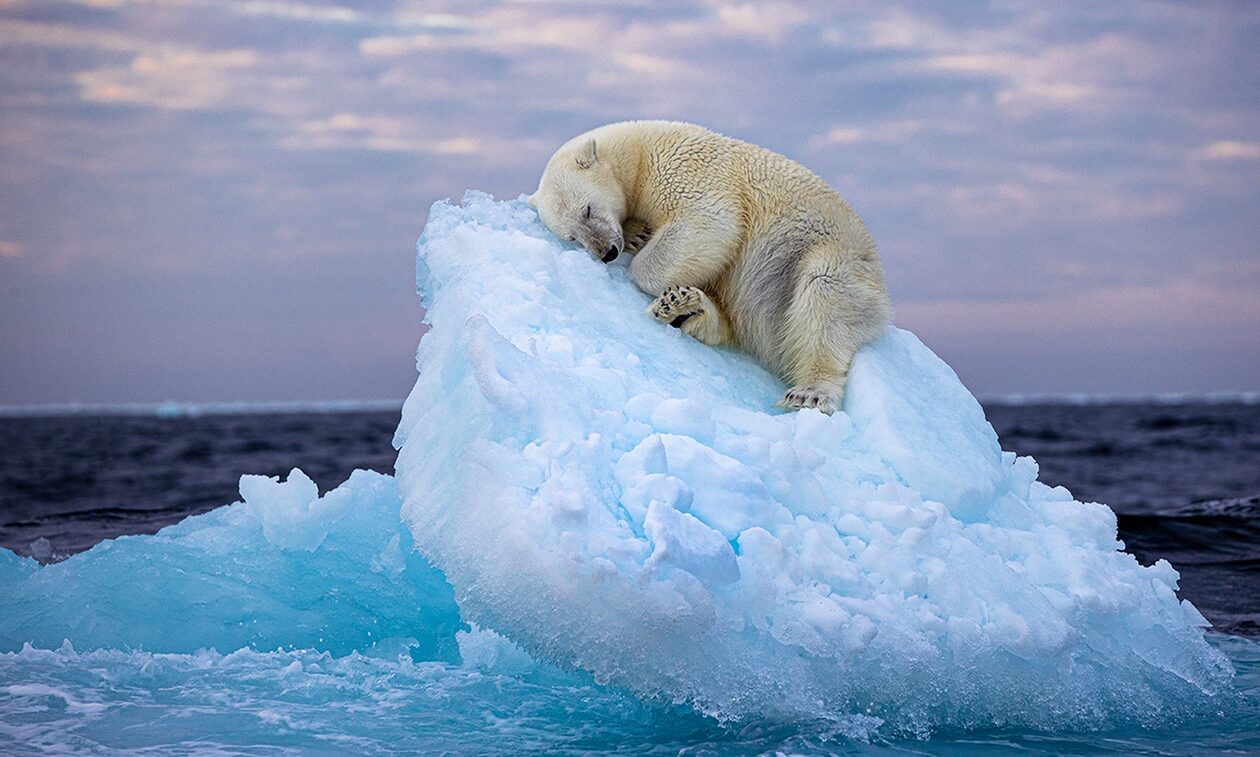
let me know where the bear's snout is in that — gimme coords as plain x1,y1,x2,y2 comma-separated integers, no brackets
600,245,620,263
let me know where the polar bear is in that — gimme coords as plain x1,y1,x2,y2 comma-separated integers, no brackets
530,121,890,413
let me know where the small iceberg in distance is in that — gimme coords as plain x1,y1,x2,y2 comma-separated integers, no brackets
394,191,1233,735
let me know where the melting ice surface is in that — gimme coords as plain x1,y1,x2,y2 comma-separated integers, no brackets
2,192,1259,754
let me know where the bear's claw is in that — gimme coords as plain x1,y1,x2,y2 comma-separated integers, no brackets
779,384,839,414
622,218,653,254
649,285,705,327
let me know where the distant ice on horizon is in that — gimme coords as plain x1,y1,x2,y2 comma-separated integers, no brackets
0,398,405,418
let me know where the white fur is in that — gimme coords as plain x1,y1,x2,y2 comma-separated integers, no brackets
532,121,891,412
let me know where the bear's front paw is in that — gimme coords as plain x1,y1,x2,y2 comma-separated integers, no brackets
622,218,653,254
648,285,705,328
779,384,840,414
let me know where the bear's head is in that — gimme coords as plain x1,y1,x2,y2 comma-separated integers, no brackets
530,137,626,263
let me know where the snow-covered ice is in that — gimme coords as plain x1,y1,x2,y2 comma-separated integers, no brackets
394,191,1232,733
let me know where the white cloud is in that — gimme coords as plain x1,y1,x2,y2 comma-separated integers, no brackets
76,49,261,111
234,1,362,24
898,278,1260,340
919,32,1162,116
713,2,812,44
811,120,924,147
279,112,541,158
1194,140,1260,162
359,33,439,56
0,17,142,53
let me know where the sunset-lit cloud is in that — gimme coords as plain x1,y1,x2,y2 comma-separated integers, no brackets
76,48,261,110
899,278,1260,339
1194,140,1260,162
1,0,1257,402
280,112,522,156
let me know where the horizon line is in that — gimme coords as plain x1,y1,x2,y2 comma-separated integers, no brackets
1,392,1258,418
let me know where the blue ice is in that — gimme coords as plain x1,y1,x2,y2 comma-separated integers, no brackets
1,470,461,660
394,192,1232,734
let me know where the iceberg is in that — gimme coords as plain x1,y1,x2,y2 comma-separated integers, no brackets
393,192,1232,733
0,469,462,661
0,191,1247,751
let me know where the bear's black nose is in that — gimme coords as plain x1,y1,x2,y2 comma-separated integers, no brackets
600,245,619,263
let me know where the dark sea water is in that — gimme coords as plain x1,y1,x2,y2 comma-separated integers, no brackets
0,410,401,559
3,402,1258,637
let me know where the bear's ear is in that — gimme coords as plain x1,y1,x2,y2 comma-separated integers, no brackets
575,138,597,169
526,192,538,207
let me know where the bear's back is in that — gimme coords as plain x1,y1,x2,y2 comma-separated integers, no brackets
601,121,851,226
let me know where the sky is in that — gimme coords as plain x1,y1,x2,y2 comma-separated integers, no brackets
1,0,1258,404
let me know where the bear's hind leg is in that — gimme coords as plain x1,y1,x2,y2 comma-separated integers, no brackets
778,248,889,414
648,286,732,346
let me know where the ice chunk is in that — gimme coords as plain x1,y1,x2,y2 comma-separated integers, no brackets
0,470,462,661
643,500,740,586
846,328,1004,521
26,537,52,562
393,192,1233,733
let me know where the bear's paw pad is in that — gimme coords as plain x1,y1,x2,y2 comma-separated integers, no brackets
649,286,705,327
779,384,839,414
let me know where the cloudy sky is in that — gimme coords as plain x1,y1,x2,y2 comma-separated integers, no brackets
1,0,1257,404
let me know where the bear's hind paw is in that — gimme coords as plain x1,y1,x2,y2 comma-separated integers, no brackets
648,285,705,327
779,384,840,414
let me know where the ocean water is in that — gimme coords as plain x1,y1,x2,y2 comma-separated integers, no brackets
4,403,1257,637
1,402,1258,754
0,410,402,559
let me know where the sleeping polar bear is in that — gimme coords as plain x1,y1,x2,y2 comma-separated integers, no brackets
530,120,890,414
